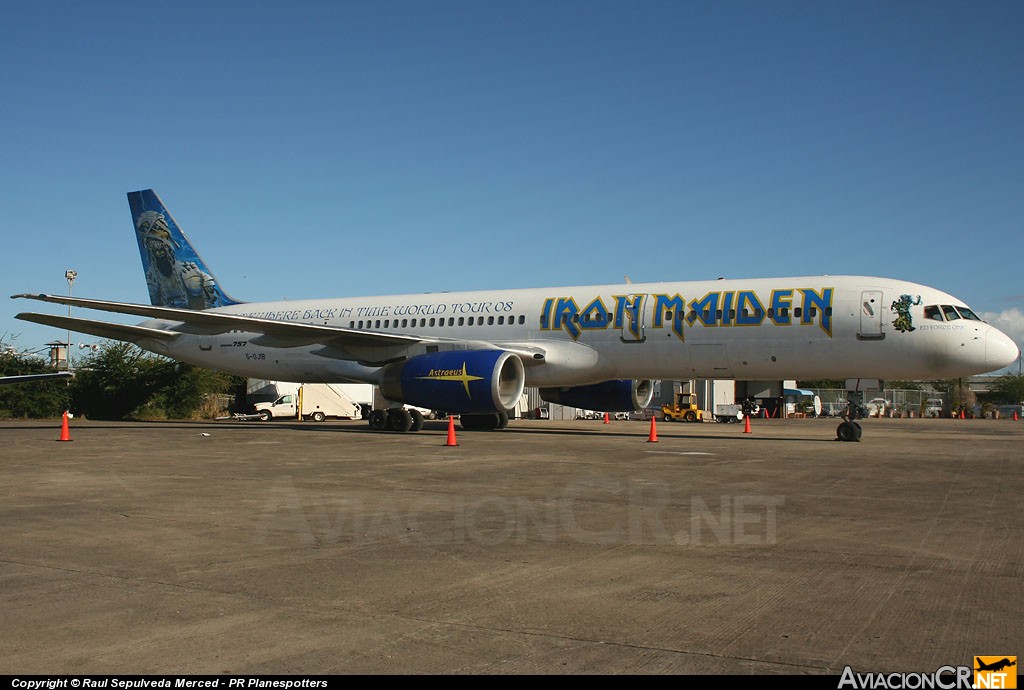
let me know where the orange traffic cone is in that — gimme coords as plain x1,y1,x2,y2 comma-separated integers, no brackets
743,414,751,434
1014,410,1019,421
960,408,965,420
58,410,72,442
646,416,658,443
603,412,610,424
445,416,458,446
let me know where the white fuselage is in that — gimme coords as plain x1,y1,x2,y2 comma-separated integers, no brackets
136,275,1018,387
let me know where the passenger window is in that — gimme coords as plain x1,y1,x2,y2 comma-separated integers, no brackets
518,315,525,325
809,307,817,317
468,317,474,326
430,318,436,327
488,316,494,325
498,315,504,325
942,305,960,321
767,308,775,318
794,307,802,318
924,305,943,321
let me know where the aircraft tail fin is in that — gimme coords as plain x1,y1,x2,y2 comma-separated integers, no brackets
128,189,242,309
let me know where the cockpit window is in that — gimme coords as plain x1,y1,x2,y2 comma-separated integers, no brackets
941,305,961,321
924,305,944,321
955,306,982,321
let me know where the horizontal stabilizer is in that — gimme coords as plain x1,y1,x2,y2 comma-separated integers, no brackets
15,313,181,344
0,371,75,386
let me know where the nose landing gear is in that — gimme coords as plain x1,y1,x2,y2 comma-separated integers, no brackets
836,390,867,442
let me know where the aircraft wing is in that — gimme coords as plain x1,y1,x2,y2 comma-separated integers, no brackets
0,371,75,386
13,294,553,367
13,293,421,347
14,293,530,370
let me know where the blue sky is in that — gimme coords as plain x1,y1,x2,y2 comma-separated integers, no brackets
2,1,1022,369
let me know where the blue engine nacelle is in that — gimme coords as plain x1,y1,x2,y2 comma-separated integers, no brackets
379,349,526,414
539,379,654,412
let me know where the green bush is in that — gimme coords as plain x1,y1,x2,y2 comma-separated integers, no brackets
0,339,244,420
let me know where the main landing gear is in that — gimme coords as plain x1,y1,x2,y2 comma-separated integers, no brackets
368,407,425,433
458,412,509,431
366,409,510,432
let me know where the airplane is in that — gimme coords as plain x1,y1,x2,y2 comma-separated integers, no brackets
975,658,1016,673
12,189,1020,441
0,372,74,385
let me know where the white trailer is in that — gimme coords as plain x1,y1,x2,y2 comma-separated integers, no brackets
253,383,364,421
714,403,744,423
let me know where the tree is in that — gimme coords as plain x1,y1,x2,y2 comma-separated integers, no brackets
69,342,245,420
990,373,1024,404
0,339,71,418
885,380,924,391
797,379,845,389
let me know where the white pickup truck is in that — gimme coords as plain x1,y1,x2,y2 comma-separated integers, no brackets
254,384,363,421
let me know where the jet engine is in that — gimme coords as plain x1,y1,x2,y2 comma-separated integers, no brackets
539,379,654,412
380,349,525,414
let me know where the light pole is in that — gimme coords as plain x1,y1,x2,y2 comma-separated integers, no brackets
65,270,77,371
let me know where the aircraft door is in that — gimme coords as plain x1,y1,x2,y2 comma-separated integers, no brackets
619,294,646,342
858,291,884,340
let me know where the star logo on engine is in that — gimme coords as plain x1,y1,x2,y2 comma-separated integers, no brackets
417,362,483,398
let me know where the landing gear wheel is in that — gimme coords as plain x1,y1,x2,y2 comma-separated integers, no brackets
837,421,860,442
310,411,326,422
853,421,863,440
388,408,413,432
461,413,500,431
368,409,387,431
409,408,425,432
684,411,697,422
496,411,509,429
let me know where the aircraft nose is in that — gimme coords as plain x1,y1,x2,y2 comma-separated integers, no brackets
986,327,1020,371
